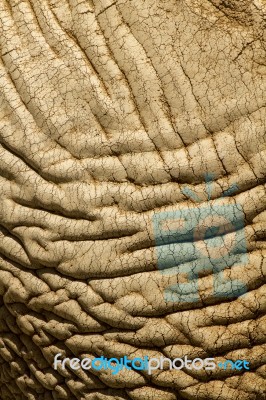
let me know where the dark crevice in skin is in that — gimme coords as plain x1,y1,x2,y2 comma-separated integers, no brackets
8,219,141,241
207,0,255,25
0,249,35,271
0,141,54,186
96,2,117,18
0,224,26,250
12,198,99,222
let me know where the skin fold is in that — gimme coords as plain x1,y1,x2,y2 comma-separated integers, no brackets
0,0,265,399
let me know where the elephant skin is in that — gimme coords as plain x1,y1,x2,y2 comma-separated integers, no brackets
0,0,265,399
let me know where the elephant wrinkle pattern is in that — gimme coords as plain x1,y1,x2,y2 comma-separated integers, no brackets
0,0,265,400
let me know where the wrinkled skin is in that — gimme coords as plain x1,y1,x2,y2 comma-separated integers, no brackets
0,1,265,399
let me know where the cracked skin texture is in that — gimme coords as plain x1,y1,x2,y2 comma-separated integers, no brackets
0,0,265,399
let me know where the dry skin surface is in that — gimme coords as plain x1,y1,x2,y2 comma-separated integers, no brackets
0,0,266,399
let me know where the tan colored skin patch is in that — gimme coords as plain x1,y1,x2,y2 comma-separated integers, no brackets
0,0,265,399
